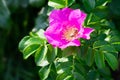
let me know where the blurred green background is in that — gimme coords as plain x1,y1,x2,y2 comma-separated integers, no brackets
0,0,120,80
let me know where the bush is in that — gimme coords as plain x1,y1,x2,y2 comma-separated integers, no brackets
0,0,120,80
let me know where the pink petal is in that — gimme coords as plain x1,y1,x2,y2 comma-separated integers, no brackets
72,39,80,46
46,23,63,34
61,8,73,20
81,28,94,39
44,34,60,47
44,23,63,47
69,9,81,19
69,9,87,24
50,8,72,23
78,11,87,24
49,10,61,23
59,40,80,49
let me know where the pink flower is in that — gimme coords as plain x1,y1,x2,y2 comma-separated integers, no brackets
44,8,94,49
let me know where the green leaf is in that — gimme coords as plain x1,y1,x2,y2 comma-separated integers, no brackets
63,75,72,80
100,45,117,53
79,46,88,60
84,13,93,26
0,0,10,29
19,36,45,52
30,29,47,41
19,36,30,52
97,34,106,40
89,14,101,23
104,52,118,70
93,40,108,48
23,44,40,59
86,70,99,80
55,57,73,75
95,50,105,69
96,0,111,6
39,65,51,80
85,47,94,66
56,61,72,74
74,62,87,76
56,71,71,80
98,66,111,77
73,72,85,80
48,0,75,8
26,37,45,45
109,30,120,43
112,42,120,51
93,6,108,19
34,15,48,30
34,29,47,40
84,13,102,27
29,0,46,8
62,47,78,57
48,0,65,8
70,3,81,9
35,45,49,66
47,44,57,63
49,63,57,79
68,0,75,7
57,48,62,58
83,0,95,12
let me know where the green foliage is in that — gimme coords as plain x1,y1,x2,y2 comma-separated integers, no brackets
1,0,120,80
104,52,118,70
18,0,120,79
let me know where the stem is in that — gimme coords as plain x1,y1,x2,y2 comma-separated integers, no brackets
72,55,75,80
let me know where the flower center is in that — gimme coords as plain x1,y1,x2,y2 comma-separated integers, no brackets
63,27,78,41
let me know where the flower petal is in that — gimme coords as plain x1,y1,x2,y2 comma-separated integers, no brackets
49,9,61,23
44,34,60,47
46,22,63,34
50,8,72,23
69,9,87,24
59,39,80,49
79,11,87,24
72,39,80,46
61,8,73,20
69,9,81,18
81,28,94,39
44,23,63,47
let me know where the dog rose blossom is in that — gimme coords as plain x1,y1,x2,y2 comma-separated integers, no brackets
44,8,94,49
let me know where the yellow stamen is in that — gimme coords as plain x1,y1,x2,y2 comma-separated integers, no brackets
63,27,78,41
